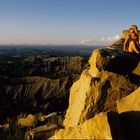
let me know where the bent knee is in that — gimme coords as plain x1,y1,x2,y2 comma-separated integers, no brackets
129,40,135,45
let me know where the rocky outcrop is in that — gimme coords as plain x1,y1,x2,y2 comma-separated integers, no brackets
51,47,140,139
64,48,138,128
51,113,112,139
1,43,140,139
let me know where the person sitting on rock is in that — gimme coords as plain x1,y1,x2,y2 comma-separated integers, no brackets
123,25,140,54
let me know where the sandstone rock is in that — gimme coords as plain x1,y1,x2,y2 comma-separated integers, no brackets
63,48,137,128
51,48,140,139
51,113,112,140
88,49,101,77
117,87,140,113
132,62,140,76
1,44,140,139
93,48,139,76
63,69,92,127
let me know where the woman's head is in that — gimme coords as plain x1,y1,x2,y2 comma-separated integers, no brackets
129,25,138,34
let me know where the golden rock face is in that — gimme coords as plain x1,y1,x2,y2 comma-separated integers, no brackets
132,62,140,76
63,69,92,127
50,48,140,139
52,113,112,139
117,87,140,113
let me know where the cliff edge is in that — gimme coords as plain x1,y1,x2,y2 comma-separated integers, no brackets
50,46,140,139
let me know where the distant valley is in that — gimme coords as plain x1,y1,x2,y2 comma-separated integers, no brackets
0,45,100,116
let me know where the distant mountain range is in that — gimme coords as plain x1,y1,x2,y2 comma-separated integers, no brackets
0,45,103,57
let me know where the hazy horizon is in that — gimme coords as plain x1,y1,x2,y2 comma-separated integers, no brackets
0,43,105,47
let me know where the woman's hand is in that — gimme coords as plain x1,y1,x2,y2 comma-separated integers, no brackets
138,35,140,45
123,35,130,51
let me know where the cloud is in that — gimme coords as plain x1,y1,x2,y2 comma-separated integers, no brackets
106,35,120,42
80,38,106,46
80,34,120,46
80,38,94,44
101,34,120,45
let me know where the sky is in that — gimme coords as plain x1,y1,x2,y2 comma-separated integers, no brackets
0,0,140,45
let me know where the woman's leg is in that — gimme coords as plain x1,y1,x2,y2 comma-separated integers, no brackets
128,41,140,54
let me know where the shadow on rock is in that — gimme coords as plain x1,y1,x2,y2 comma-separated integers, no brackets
128,73,140,85
120,111,140,140
107,111,140,140
107,111,124,140
105,56,139,75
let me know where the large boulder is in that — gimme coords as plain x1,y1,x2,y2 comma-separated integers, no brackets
51,48,140,139
64,48,138,128
51,113,112,139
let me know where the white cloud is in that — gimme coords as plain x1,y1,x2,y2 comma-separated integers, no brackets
101,38,105,41
80,38,93,44
101,34,120,45
79,34,120,46
106,35,120,42
80,38,105,46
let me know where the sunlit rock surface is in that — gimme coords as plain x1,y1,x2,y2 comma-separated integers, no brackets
51,113,112,139
117,87,140,113
51,47,140,139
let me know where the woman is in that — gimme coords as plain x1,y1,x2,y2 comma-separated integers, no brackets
123,25,140,54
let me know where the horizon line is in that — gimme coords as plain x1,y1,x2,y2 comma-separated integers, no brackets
0,43,106,47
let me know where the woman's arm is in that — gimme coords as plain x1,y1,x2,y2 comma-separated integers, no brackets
138,35,140,45
123,35,129,51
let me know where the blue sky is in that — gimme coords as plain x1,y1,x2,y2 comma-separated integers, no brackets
0,0,140,45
